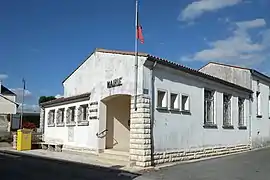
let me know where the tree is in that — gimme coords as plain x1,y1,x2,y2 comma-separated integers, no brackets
38,96,56,104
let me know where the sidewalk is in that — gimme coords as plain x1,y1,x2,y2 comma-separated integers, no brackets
0,146,145,173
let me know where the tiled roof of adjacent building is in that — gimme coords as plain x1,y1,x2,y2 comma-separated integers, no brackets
62,48,253,93
40,92,91,107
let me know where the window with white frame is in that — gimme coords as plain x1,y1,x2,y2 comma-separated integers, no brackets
268,96,270,118
238,98,245,126
223,94,232,126
78,104,89,121
256,91,262,117
70,106,75,122
157,89,167,108
170,93,179,110
56,108,64,124
204,89,215,125
181,94,190,112
47,110,55,125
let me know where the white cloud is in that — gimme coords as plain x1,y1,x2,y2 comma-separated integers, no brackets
181,18,270,66
55,94,63,98
179,0,242,21
17,103,40,112
0,74,8,80
10,88,32,97
236,19,266,29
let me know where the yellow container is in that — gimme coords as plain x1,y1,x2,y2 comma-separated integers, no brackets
17,129,32,151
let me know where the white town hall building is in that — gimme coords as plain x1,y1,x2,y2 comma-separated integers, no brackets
40,48,265,167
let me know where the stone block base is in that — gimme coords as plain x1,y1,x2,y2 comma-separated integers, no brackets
153,144,251,165
62,145,97,154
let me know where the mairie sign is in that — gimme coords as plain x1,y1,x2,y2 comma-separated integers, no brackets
107,77,123,88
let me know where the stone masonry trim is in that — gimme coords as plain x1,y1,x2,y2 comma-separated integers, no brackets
153,144,251,165
129,95,152,167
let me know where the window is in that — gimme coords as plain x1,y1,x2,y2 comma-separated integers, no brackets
204,89,215,125
70,106,75,122
48,110,55,126
256,91,262,117
78,104,89,121
181,94,190,112
157,89,167,108
223,94,232,126
170,93,179,110
58,108,65,123
238,98,245,126
269,96,270,118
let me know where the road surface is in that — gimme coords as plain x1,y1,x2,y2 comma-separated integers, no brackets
136,147,270,180
0,151,140,180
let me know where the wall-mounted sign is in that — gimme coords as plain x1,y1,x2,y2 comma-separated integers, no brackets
107,77,123,88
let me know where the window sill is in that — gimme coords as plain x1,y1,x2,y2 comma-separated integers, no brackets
203,124,218,129
169,108,180,112
56,123,65,127
66,122,76,127
48,123,55,127
156,107,168,111
77,121,89,126
222,125,234,129
238,126,247,130
181,110,191,115
257,115,262,118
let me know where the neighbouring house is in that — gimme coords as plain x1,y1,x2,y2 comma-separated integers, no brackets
40,48,253,167
200,62,270,148
0,81,18,140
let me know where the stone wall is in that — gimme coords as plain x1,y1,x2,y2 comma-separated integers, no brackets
129,95,152,167
153,144,251,165
39,108,44,140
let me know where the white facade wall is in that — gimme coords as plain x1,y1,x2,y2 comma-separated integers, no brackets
44,52,147,152
200,63,251,89
63,52,146,102
0,95,17,114
200,63,270,148
44,100,98,150
144,65,250,152
251,77,270,147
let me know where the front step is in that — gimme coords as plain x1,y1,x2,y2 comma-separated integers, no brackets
99,149,130,162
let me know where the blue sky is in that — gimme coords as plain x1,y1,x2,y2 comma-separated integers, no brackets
0,0,269,111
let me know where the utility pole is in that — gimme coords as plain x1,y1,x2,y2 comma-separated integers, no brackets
20,78,25,129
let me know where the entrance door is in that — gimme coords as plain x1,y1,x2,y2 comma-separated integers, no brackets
104,95,130,152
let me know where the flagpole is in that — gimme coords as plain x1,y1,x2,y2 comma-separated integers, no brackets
20,78,25,129
134,0,139,111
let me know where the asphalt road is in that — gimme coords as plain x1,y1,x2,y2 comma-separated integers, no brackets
0,151,140,180
1,147,270,180
136,147,270,180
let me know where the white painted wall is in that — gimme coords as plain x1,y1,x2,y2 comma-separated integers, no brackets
200,63,270,147
44,100,99,150
46,51,147,151
0,95,17,114
200,63,251,89
145,65,250,152
63,52,146,102
251,77,270,147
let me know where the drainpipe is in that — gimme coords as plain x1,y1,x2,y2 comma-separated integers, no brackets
150,60,157,166
249,74,253,148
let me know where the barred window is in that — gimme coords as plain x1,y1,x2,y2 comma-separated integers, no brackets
238,98,245,126
223,94,232,126
204,89,215,125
